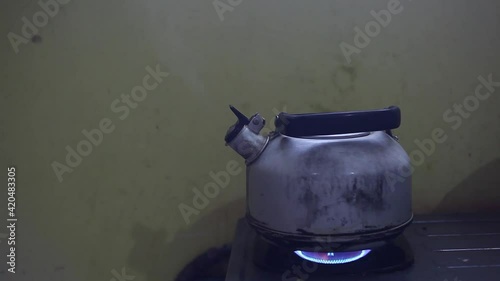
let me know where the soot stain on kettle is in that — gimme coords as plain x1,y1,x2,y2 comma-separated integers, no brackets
342,176,386,211
297,180,321,228
340,217,348,226
303,149,330,170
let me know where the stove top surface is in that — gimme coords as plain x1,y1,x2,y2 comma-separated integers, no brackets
225,213,500,281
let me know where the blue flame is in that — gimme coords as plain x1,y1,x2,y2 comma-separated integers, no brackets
294,249,371,264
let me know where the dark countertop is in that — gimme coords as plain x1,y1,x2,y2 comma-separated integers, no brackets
226,213,500,281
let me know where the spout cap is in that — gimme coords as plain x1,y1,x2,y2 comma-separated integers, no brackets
229,105,250,124
225,105,249,143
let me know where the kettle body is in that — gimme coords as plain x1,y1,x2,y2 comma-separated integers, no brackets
225,106,412,250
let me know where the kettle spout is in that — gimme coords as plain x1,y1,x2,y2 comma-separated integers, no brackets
224,105,268,162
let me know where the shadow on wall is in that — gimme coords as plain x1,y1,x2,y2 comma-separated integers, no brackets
126,198,246,281
433,158,500,214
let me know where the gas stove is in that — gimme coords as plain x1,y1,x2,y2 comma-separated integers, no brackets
225,213,500,281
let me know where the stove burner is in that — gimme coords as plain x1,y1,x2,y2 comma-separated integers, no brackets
294,249,372,264
252,231,414,274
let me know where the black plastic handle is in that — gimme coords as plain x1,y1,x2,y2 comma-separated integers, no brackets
274,106,401,137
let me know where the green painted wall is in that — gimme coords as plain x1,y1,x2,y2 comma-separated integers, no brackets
1,0,499,280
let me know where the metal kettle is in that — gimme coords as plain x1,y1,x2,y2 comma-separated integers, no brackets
224,105,412,251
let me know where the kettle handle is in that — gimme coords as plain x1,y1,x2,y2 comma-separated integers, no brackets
274,106,401,137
